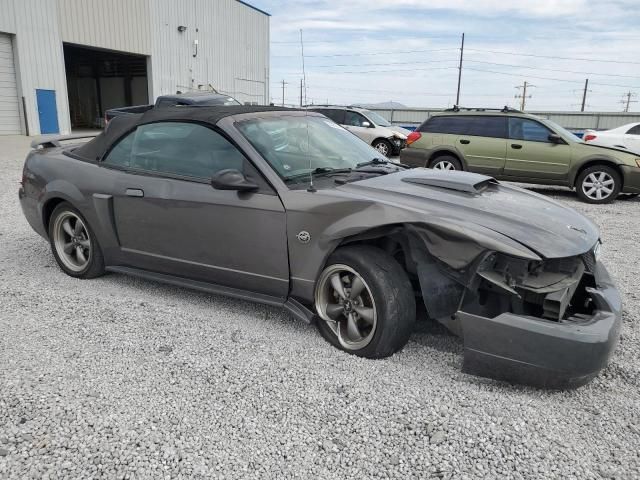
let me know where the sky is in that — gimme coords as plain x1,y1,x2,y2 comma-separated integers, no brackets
249,0,640,111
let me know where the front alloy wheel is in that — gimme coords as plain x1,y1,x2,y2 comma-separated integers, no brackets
372,139,392,157
576,165,621,204
314,246,416,359
316,264,377,351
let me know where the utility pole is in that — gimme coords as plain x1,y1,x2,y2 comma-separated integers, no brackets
455,32,465,106
581,78,589,112
299,78,303,108
515,81,534,111
621,91,637,112
280,80,288,107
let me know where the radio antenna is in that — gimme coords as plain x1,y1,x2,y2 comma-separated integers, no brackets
301,29,315,192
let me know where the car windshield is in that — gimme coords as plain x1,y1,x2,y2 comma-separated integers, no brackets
544,119,583,143
362,110,391,127
236,115,384,180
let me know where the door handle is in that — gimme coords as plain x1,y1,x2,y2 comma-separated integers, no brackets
125,188,144,197
459,139,470,144
511,144,523,149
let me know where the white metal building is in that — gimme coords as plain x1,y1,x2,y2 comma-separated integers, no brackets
0,0,270,135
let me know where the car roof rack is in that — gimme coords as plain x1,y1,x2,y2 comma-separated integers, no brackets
445,105,523,113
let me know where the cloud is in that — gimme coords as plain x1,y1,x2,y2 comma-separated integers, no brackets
254,0,640,111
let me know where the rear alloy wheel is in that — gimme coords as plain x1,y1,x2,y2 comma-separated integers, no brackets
429,156,462,171
576,165,621,204
49,202,105,278
315,246,415,359
372,139,393,158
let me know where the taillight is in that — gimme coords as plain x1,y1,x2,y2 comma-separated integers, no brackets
406,131,422,145
584,134,597,141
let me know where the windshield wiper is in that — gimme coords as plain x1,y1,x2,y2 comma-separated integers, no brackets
356,158,389,168
285,167,352,182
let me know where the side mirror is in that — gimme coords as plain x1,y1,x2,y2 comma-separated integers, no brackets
211,169,259,192
361,121,371,128
548,133,565,144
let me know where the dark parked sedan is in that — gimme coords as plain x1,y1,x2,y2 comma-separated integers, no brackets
19,106,622,388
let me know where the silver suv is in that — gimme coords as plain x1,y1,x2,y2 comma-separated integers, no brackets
308,106,411,157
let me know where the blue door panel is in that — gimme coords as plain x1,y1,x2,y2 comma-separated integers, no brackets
36,89,60,134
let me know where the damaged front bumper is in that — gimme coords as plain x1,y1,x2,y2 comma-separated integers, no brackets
458,261,622,389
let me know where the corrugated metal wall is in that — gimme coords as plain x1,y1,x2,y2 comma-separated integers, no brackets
0,0,16,34
367,108,640,131
148,0,270,104
1,0,269,135
11,0,71,135
57,0,151,55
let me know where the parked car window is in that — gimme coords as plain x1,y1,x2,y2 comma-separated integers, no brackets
418,116,468,135
103,122,245,179
316,109,346,124
362,110,392,127
508,118,553,143
344,111,370,127
626,124,640,135
465,116,507,138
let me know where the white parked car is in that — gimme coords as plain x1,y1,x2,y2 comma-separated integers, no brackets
308,106,411,157
583,122,640,154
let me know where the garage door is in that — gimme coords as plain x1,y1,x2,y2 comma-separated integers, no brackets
0,33,21,135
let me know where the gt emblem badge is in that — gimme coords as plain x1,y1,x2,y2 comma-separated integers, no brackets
297,231,311,244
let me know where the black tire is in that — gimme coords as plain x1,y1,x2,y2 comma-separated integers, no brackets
372,139,394,158
48,202,105,279
315,245,416,359
575,165,621,204
428,155,462,171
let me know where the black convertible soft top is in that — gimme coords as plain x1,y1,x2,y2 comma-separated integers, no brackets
74,105,300,162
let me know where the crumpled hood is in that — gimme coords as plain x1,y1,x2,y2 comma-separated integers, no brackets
338,169,599,259
382,125,412,139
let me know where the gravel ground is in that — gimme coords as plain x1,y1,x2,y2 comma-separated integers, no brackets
1,135,639,479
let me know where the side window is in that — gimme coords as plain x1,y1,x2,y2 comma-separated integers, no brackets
104,131,135,167
419,116,467,135
103,122,246,179
344,111,368,127
509,118,553,143
466,116,507,138
321,109,346,124
626,125,640,135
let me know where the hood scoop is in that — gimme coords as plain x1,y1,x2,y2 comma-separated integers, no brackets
402,170,498,194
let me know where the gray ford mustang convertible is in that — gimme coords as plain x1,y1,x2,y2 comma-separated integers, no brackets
19,106,622,388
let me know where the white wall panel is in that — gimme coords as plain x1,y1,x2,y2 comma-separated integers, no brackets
57,0,151,55
148,0,269,105
12,0,70,134
0,0,17,34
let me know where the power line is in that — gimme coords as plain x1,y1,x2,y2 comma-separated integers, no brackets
272,48,459,59
464,67,640,89
466,60,640,79
466,48,640,66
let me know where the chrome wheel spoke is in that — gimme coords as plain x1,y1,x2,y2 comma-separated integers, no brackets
62,219,74,237
354,306,374,324
346,313,361,341
601,186,613,195
602,179,614,186
63,242,75,254
586,187,596,196
326,303,343,320
349,276,366,299
76,246,87,264
73,218,84,235
78,238,90,248
330,273,347,299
